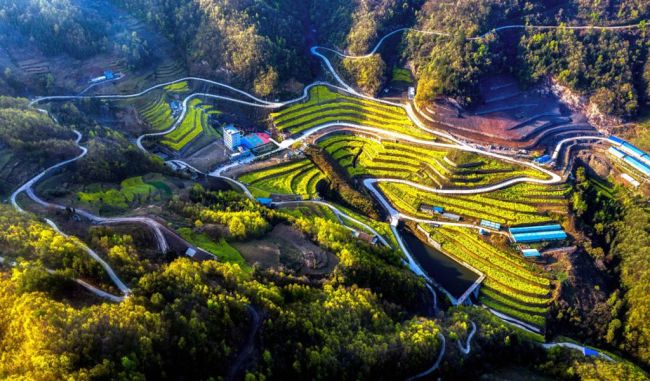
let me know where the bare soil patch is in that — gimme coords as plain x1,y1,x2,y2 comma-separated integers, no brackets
184,140,230,172
233,224,338,276
419,74,596,151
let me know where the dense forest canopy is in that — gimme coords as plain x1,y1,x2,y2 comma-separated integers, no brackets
0,96,77,161
0,0,108,58
1,0,648,114
405,0,650,114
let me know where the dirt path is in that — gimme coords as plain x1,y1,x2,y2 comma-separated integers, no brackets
226,306,262,381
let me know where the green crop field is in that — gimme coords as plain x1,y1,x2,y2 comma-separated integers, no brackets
238,159,326,199
422,225,551,328
391,67,413,83
270,85,432,139
177,227,249,269
78,176,163,210
164,81,190,93
379,182,556,225
161,99,221,151
317,134,550,189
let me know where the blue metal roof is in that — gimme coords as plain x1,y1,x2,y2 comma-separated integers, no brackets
620,143,647,159
223,125,239,134
256,197,272,206
608,136,625,146
533,154,551,164
242,134,264,149
639,155,650,168
608,146,626,159
521,249,541,257
509,224,562,234
624,156,650,177
512,230,567,243
480,220,501,230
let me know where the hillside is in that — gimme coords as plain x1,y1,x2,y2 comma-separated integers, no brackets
1,1,650,380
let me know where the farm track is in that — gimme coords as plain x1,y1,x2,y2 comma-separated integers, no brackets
17,19,633,368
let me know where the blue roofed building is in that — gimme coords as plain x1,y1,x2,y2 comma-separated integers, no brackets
510,224,567,243
624,156,650,177
480,219,501,230
521,249,541,257
223,125,242,150
256,197,272,206
533,154,551,164
608,146,626,159
620,143,647,159
509,224,562,234
607,136,625,146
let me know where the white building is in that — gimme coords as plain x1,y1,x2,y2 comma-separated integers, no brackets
223,125,241,150
407,86,415,100
621,173,640,188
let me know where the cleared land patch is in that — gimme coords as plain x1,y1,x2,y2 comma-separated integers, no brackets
164,81,190,93
177,227,248,268
391,67,413,83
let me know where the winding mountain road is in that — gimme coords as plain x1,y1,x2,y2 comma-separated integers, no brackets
405,333,446,381
272,200,390,246
16,19,632,368
457,321,477,355
314,23,644,60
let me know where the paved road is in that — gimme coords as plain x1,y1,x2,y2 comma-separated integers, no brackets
457,321,477,355
0,253,124,302
272,200,390,246
551,135,609,160
542,341,614,362
315,23,644,60
44,218,131,296
11,130,170,254
405,333,446,381
225,305,262,381
20,21,629,364
10,130,87,212
485,307,543,334
30,76,284,107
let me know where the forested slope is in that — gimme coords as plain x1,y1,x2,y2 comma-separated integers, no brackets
0,97,79,195
405,0,650,116
111,0,313,96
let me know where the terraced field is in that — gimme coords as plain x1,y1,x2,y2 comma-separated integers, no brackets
271,85,432,139
161,99,221,151
421,225,551,328
318,134,549,189
77,176,164,210
391,67,413,83
379,182,559,225
138,94,174,131
164,81,190,93
155,60,186,83
238,159,327,198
